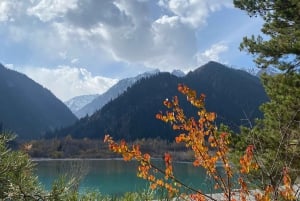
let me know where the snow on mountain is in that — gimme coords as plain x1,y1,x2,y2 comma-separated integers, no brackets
74,69,160,118
64,94,99,114
171,69,185,77
256,66,281,76
228,65,281,77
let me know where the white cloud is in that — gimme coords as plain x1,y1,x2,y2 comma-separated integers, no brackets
146,15,197,69
27,0,78,22
0,0,23,22
59,51,67,59
196,42,228,65
14,66,118,101
52,0,232,71
158,0,232,28
0,1,11,22
1,0,238,78
55,0,200,71
71,58,79,64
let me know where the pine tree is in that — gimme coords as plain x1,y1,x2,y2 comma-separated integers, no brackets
234,0,300,72
0,133,106,200
233,0,300,190
0,134,43,200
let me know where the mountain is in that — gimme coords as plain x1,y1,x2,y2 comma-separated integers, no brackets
184,61,267,128
65,94,98,114
75,69,160,118
171,69,185,77
50,61,268,141
0,63,77,139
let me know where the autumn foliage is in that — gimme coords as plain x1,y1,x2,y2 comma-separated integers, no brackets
104,84,297,201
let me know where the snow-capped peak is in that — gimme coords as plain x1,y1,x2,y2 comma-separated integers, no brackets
65,94,99,113
171,69,185,77
73,69,160,118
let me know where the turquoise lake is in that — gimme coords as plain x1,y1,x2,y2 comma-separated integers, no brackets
35,159,219,195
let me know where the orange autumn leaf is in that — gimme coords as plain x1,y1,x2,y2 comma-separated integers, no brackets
205,112,216,122
163,99,173,108
279,168,296,200
190,193,206,201
240,145,258,174
104,84,297,201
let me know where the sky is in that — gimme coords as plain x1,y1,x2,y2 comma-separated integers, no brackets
0,0,263,101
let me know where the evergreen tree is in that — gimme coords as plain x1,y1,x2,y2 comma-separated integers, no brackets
234,0,300,72
233,0,300,189
0,133,104,200
234,74,300,186
0,134,44,200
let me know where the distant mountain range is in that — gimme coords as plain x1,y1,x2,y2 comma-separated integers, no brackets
68,69,160,118
50,61,268,141
0,63,77,139
171,69,185,77
65,94,99,115
66,69,186,118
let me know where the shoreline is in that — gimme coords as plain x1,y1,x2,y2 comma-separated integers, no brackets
31,157,126,162
31,157,225,166
30,157,229,167
31,157,194,164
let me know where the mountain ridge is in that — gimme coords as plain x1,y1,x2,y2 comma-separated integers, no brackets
0,63,78,139
74,69,160,118
50,61,268,140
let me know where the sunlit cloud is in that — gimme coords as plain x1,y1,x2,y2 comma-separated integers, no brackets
27,0,78,22
196,42,228,65
0,0,262,96
158,0,232,28
1,0,236,72
9,65,118,101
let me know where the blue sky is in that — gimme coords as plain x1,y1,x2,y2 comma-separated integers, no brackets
0,0,263,101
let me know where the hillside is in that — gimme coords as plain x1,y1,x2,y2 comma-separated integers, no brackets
184,61,267,128
74,69,160,118
0,64,78,139
49,62,268,140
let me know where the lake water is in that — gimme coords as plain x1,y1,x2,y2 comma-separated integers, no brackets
35,159,218,195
